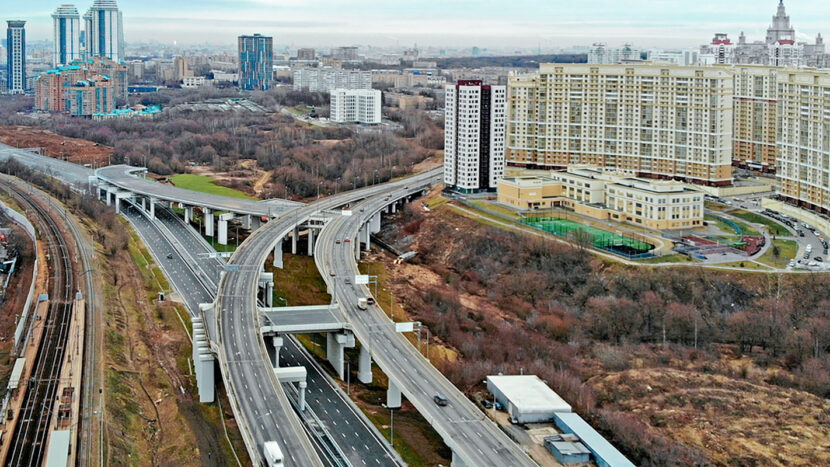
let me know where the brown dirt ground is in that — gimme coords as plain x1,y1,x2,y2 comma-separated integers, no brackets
590,368,830,466
101,238,243,465
0,125,113,166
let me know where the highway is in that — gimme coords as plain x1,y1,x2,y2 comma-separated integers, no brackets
132,203,402,466
216,168,441,465
0,143,93,187
96,165,300,217
315,186,537,467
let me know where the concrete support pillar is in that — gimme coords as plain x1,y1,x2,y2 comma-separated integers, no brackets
291,225,298,254
326,332,354,380
242,215,252,230
386,378,402,409
358,345,372,384
184,206,193,224
114,197,121,214
354,238,361,261
272,336,283,368
141,196,146,212
105,190,112,206
451,452,468,467
307,228,315,256
251,216,262,231
218,219,228,245
266,282,274,307
273,243,283,269
204,208,214,237
390,201,397,214
362,224,371,251
370,212,381,234
149,198,156,219
298,381,307,412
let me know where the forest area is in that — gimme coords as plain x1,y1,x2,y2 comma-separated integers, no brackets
380,201,830,466
0,86,443,200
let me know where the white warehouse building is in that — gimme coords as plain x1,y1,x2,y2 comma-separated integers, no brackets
486,375,572,424
330,88,382,124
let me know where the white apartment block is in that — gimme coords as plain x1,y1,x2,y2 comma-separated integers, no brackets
647,49,700,66
777,71,830,213
292,68,372,92
507,64,735,186
444,80,507,193
330,88,382,124
182,76,207,88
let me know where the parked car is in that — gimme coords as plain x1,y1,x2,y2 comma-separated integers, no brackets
481,400,493,409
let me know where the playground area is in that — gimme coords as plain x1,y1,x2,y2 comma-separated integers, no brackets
522,216,655,258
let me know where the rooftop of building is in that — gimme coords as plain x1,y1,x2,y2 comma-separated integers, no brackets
487,375,572,413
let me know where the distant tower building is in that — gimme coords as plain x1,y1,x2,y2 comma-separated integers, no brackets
6,21,26,95
710,33,735,64
444,80,507,193
297,47,315,61
766,0,796,45
238,34,273,90
85,0,124,62
53,5,81,66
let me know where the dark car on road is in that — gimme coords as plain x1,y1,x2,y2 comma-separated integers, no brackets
433,394,448,406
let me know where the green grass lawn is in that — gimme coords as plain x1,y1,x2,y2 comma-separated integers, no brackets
757,239,798,269
467,200,520,219
170,174,254,199
705,215,738,235
731,210,790,236
705,201,732,211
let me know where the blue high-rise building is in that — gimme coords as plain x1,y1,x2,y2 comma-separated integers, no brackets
6,20,26,94
238,33,273,91
85,0,124,62
53,4,81,66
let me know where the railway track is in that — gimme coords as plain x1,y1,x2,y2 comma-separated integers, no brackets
0,181,76,467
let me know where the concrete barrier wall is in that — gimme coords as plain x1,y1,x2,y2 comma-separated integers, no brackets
763,198,830,237
0,200,40,355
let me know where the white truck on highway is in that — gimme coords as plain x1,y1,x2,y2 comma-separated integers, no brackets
357,297,376,310
263,441,284,466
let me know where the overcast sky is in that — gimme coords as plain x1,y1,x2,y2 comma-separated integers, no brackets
4,1,830,50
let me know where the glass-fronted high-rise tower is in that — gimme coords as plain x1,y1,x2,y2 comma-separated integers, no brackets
6,21,26,95
52,4,81,66
85,0,124,62
238,34,273,91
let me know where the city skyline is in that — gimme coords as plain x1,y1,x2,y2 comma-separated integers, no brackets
5,0,830,49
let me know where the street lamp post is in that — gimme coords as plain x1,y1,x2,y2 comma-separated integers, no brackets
346,359,350,395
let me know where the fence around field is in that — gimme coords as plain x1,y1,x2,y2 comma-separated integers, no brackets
522,216,655,258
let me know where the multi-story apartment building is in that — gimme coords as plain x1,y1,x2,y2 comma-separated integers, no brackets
53,4,81,67
730,66,779,172
498,167,704,230
6,21,26,94
331,46,359,61
292,68,372,92
85,0,124,62
36,57,127,115
238,34,273,91
330,89,382,124
777,71,830,214
444,80,507,193
507,64,734,187
296,48,316,61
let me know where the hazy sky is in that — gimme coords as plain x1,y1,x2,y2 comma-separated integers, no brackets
5,0,830,49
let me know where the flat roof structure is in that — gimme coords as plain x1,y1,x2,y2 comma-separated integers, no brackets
486,375,571,423
554,412,634,467
44,430,71,467
7,358,25,390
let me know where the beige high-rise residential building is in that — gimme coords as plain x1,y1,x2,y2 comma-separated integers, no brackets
731,65,779,172
777,70,830,214
507,64,734,186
